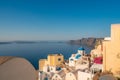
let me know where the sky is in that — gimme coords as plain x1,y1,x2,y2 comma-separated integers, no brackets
0,0,120,41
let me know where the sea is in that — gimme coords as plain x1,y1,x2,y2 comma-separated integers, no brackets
0,42,92,70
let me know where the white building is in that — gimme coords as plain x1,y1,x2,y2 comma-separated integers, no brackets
90,64,103,73
75,55,91,70
78,71,93,80
104,37,111,41
69,54,76,67
75,64,89,70
69,47,85,67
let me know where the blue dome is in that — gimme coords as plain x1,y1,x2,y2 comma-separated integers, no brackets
75,54,81,59
78,47,85,50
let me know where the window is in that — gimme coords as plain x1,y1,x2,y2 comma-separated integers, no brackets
56,75,58,78
70,59,74,61
44,77,48,80
58,58,61,61
56,67,61,71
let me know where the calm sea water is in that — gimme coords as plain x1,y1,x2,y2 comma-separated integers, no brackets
0,42,91,69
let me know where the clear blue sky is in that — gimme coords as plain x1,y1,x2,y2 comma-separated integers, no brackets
0,0,120,41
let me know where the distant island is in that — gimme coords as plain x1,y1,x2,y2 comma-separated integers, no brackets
0,42,13,44
0,38,104,49
0,41,65,44
0,41,37,44
68,37,104,49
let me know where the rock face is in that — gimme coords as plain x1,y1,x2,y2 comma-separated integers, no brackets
69,38,103,49
0,56,37,80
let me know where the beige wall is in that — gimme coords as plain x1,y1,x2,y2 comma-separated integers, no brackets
103,24,120,75
48,55,55,66
39,59,47,71
39,54,64,71
54,55,64,66
48,54,64,66
111,24,120,43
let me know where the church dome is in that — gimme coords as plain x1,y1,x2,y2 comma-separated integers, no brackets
75,54,81,59
78,47,85,50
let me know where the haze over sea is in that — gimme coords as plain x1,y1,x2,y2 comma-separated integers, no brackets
0,42,91,69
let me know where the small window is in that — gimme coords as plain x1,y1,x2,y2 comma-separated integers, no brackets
70,59,74,61
56,75,57,78
58,58,61,61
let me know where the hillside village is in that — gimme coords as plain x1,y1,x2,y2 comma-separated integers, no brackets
39,46,103,80
38,24,120,80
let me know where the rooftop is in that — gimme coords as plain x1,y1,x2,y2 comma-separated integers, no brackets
48,54,63,56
